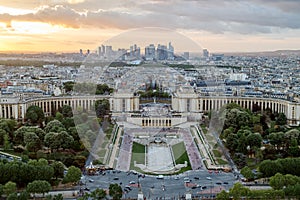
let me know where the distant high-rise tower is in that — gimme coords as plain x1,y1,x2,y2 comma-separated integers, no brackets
203,49,209,58
101,45,105,56
145,44,156,60
136,47,141,58
87,49,90,55
98,46,102,56
168,42,174,60
79,49,83,56
105,46,113,57
157,44,168,60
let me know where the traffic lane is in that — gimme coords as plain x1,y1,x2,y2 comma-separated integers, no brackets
85,171,235,188
83,170,236,197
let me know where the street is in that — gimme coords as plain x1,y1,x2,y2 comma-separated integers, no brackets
81,169,236,199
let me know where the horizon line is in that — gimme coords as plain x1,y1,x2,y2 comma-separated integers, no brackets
1,48,300,55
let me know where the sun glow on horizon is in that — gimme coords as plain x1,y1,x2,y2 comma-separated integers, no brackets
0,6,33,15
11,21,62,35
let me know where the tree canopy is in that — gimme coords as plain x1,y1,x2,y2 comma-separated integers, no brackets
62,166,81,184
25,105,45,126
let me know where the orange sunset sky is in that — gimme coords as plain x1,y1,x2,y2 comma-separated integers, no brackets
0,0,300,53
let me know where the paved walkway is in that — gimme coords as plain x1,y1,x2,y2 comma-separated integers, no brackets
116,132,133,171
108,126,123,168
179,128,202,170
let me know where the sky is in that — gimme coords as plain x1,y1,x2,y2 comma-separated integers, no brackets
0,0,300,53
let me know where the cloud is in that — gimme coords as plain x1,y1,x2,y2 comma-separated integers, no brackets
0,0,300,34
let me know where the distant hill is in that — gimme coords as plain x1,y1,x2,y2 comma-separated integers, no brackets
222,50,300,57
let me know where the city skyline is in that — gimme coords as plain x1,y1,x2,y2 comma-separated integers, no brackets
0,0,300,53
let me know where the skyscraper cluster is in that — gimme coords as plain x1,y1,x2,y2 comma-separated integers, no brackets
98,45,113,57
80,42,178,61
145,42,174,61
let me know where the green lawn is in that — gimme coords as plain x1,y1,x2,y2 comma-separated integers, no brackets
172,142,190,165
130,142,145,170
97,149,107,157
213,149,222,157
170,142,192,174
200,124,208,134
216,158,228,165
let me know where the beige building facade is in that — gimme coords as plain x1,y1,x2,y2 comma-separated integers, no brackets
1,89,300,126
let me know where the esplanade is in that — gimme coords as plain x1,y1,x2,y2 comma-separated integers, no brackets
1,87,299,126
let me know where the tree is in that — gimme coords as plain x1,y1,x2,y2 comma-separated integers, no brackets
246,133,262,149
63,166,81,184
44,132,60,152
28,159,54,182
284,183,300,197
240,166,255,181
269,173,286,190
0,119,17,136
269,132,285,150
61,105,73,117
25,105,45,126
90,188,107,200
18,191,30,200
253,124,263,134
44,120,66,133
3,133,11,151
14,126,45,145
55,112,64,122
24,132,41,152
223,108,250,130
109,183,122,200
288,138,300,157
233,153,247,168
53,194,64,200
221,127,234,139
237,133,247,154
216,190,229,200
51,161,65,180
27,180,51,197
259,160,283,177
276,113,287,125
57,131,74,149
63,81,75,93
62,117,75,129
3,181,16,196
229,182,250,200
0,184,3,196
0,129,6,145
225,133,238,152
284,129,300,150
95,99,110,119
95,84,114,95
254,147,263,164
72,155,86,169
7,193,18,200
44,131,74,151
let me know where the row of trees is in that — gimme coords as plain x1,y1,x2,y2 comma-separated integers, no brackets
0,158,64,186
0,170,81,199
259,157,300,177
78,183,122,200
0,158,82,197
13,119,75,153
216,182,285,200
1,104,98,167
217,103,297,169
